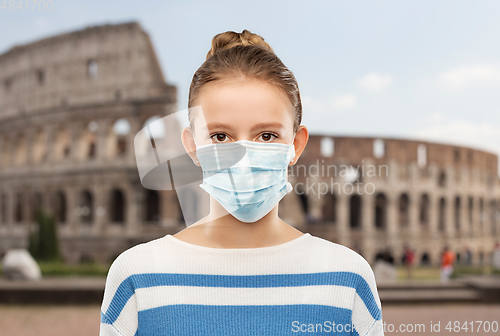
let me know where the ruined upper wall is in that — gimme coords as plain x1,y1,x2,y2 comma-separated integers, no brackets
0,21,175,121
302,135,499,176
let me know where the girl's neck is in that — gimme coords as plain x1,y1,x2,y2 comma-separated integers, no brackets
175,206,303,249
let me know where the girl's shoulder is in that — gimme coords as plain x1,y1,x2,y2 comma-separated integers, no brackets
304,234,376,280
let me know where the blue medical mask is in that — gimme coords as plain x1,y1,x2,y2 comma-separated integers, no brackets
194,136,296,223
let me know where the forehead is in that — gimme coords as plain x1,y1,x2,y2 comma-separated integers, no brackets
194,78,294,127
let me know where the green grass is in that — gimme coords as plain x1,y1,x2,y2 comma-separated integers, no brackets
395,264,499,281
0,260,111,277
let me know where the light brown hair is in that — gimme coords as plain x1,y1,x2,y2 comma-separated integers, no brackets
188,29,302,134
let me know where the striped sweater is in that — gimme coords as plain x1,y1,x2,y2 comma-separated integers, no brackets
99,233,384,336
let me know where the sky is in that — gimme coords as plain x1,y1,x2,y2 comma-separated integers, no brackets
1,0,500,173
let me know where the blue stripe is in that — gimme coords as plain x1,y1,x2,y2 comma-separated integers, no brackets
138,304,360,336
102,272,381,326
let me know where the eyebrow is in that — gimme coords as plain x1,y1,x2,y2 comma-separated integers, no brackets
206,122,285,132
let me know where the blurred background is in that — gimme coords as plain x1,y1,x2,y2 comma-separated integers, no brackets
1,1,500,335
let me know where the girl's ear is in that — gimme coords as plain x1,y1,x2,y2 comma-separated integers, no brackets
181,126,200,166
289,125,309,165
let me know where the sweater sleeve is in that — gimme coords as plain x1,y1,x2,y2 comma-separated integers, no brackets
99,250,139,336
351,256,384,336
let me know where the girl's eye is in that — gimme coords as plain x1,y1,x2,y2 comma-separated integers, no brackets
210,133,230,143
258,133,278,142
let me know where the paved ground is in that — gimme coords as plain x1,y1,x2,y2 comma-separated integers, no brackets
1,303,500,335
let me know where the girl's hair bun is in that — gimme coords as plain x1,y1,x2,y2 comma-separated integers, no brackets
206,29,273,60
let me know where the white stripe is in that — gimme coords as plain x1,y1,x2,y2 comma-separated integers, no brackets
135,285,355,312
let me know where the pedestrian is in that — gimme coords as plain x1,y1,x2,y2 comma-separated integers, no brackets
404,246,415,280
440,246,455,283
99,29,384,335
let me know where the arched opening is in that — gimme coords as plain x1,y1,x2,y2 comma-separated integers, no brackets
479,198,484,232
373,139,385,158
490,200,497,235
420,252,431,265
15,134,27,166
145,190,160,222
438,197,446,232
438,171,446,187
0,193,6,224
468,196,474,234
87,59,98,78
79,190,93,224
375,193,387,230
53,191,67,224
454,196,461,231
54,127,71,160
322,192,336,223
81,121,98,160
417,144,427,168
320,137,334,157
1,137,11,167
14,193,23,223
31,193,43,222
110,118,131,157
398,193,410,227
33,129,47,164
419,194,430,226
349,195,362,229
110,189,125,223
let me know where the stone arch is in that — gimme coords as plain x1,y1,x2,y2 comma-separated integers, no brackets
398,193,410,227
490,199,497,235
438,197,446,232
53,126,71,160
79,190,94,224
14,193,23,223
31,192,43,222
108,118,131,157
438,170,446,187
468,196,474,234
145,189,160,222
375,193,387,230
1,137,11,167
80,121,98,160
454,196,461,231
322,192,336,223
349,194,362,229
0,193,6,224
33,129,47,164
15,133,27,166
479,197,485,232
109,188,125,223
53,191,67,224
419,193,430,226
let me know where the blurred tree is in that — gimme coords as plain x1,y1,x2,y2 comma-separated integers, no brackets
28,209,62,262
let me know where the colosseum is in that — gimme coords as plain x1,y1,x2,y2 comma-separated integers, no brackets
1,22,499,267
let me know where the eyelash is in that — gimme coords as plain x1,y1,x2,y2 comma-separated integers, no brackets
210,132,279,143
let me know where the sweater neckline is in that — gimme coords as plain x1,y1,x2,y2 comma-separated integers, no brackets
165,232,311,253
